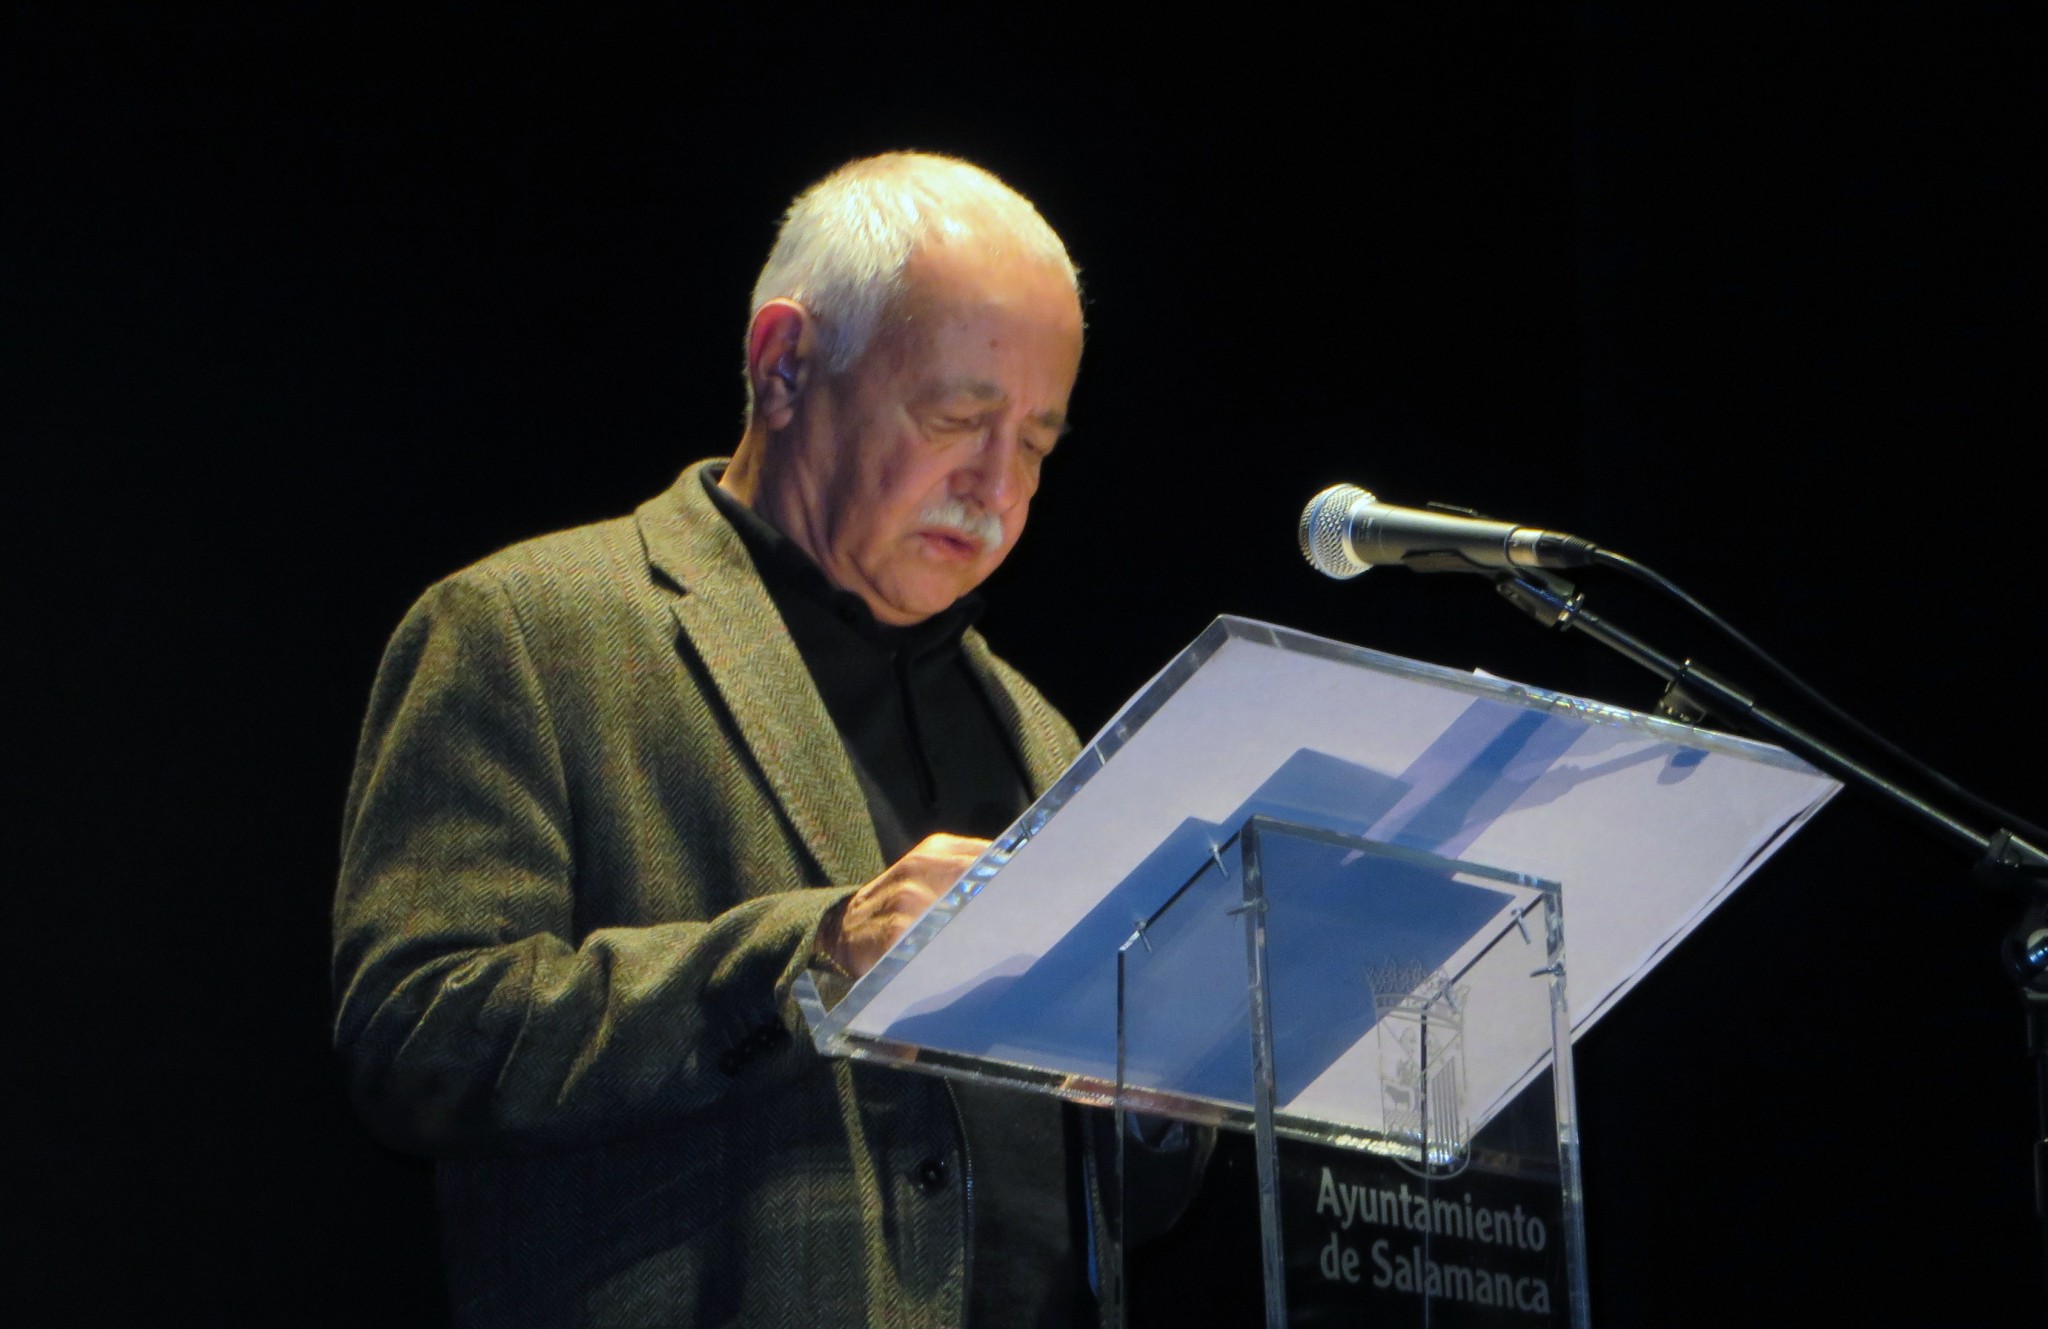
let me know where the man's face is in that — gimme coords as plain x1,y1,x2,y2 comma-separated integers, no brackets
788,246,1084,625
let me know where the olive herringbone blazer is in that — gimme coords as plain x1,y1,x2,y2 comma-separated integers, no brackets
334,460,1081,1327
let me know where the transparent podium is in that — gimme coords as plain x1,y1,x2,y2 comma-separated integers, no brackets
799,617,1840,1326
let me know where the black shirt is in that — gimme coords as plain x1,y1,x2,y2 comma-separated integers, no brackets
705,469,1091,1327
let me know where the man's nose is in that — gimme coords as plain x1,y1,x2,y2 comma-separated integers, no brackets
952,425,1033,510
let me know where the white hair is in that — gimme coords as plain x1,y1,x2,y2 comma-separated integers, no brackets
748,152,1079,380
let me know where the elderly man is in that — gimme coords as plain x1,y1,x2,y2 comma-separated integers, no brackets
334,153,1193,1327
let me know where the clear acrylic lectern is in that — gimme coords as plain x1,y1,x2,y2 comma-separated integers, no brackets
798,616,1839,1327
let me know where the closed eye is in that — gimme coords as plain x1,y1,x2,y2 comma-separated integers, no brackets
923,409,989,435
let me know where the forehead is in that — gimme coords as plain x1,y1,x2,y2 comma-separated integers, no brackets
895,243,1081,338
835,244,1083,431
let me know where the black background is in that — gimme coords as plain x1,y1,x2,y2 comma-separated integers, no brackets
8,3,2041,1324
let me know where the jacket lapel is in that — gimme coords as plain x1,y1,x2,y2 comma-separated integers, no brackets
636,461,886,888
961,633,1080,798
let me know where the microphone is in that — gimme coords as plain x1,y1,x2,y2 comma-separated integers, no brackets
1298,484,1598,578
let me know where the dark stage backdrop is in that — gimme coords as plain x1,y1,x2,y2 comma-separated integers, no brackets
9,4,2039,1325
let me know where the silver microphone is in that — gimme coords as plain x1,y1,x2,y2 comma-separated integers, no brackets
1298,484,1597,578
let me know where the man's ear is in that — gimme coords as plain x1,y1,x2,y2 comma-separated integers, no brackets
747,299,812,431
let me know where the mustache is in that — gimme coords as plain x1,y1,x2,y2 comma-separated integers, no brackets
915,497,1005,548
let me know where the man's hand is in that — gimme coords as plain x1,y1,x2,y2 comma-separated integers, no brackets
819,833,989,978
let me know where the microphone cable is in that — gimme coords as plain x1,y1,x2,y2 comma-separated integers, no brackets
1585,546,2048,848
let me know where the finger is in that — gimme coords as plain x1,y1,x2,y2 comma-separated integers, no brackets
913,832,990,859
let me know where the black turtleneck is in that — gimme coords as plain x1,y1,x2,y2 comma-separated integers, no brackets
705,468,1091,1327
705,469,1028,856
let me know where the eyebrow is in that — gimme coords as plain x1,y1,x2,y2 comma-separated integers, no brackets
928,377,1071,437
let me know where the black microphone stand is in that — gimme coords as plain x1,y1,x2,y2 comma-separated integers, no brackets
1491,570,2048,1306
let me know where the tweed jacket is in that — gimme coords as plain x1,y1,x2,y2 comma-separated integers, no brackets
334,459,1083,1327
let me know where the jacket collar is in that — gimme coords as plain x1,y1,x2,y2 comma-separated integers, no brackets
635,459,1076,885
960,632,1075,799
636,459,885,887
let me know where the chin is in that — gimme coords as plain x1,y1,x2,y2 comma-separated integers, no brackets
871,549,997,620
879,581,969,624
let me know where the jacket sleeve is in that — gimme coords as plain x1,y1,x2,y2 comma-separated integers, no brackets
332,573,848,1159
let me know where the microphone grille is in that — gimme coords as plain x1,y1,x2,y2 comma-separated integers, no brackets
1299,484,1374,579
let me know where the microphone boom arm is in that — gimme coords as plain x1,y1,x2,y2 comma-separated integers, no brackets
1492,569,2002,859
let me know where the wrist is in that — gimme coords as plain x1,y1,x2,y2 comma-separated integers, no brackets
811,898,854,977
